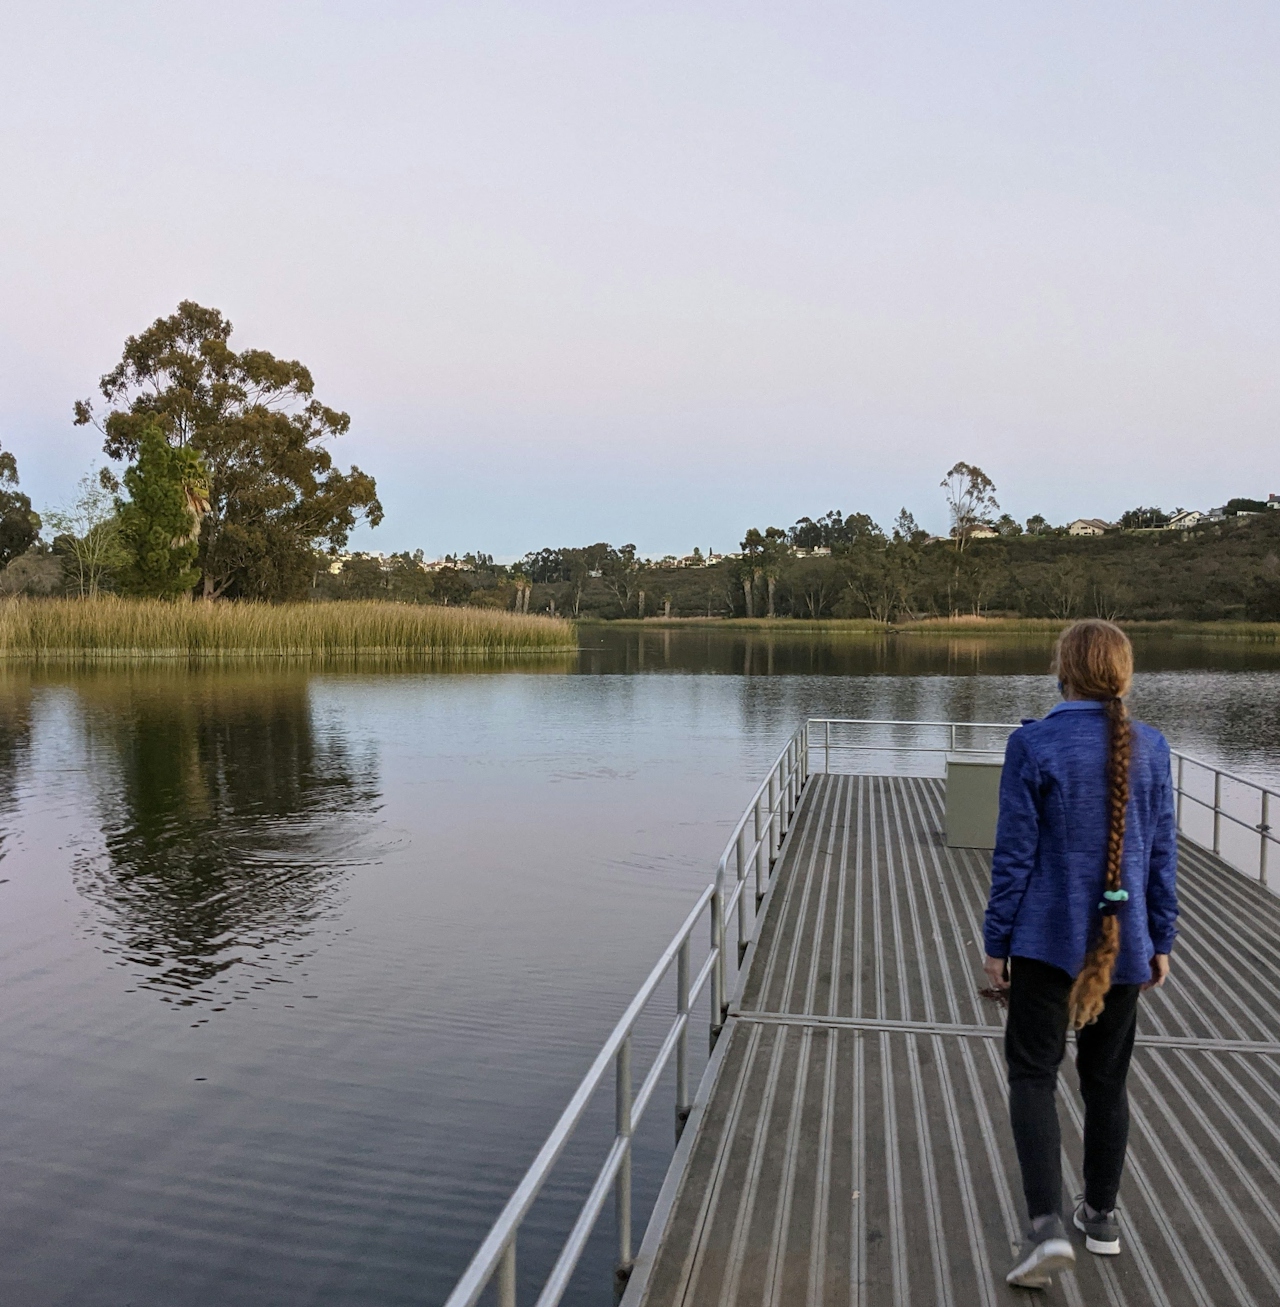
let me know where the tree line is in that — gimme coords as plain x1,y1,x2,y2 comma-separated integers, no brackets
464,462,1279,622
313,499,1280,623
3,307,1277,623
472,511,1279,624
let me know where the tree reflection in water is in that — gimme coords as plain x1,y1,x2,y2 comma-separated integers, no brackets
0,672,33,865
69,668,381,1008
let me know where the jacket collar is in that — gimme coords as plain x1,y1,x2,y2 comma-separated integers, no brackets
1046,699,1109,715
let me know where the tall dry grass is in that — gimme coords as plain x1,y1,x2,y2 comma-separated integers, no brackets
0,597,576,660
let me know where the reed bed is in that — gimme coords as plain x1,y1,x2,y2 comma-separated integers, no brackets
0,597,576,660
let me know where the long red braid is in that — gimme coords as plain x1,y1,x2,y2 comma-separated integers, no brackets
1052,620,1135,1030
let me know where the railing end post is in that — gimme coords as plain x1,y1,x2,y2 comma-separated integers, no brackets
498,1237,516,1307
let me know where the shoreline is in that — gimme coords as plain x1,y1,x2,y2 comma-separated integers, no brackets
594,616,1280,639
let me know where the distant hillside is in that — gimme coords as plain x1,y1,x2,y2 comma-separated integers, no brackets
533,513,1280,623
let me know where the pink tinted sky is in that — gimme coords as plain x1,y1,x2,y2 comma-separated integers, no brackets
1,2,1278,558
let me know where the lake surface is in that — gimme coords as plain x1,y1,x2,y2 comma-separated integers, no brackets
1,628,1278,1306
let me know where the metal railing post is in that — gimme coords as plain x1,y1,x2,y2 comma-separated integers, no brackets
824,720,830,774
950,723,956,754
1213,770,1222,854
498,1239,516,1307
754,797,767,899
780,746,790,832
675,938,690,1136
1176,754,1184,829
1261,791,1271,888
615,1036,633,1286
736,828,750,960
768,771,780,862
710,875,725,1046
802,723,810,783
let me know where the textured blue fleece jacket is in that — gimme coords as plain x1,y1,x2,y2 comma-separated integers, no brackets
983,700,1179,984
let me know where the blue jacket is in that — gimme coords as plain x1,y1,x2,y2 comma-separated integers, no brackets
983,700,1179,984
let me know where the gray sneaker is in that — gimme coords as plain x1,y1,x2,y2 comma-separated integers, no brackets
1006,1213,1076,1289
1073,1198,1121,1255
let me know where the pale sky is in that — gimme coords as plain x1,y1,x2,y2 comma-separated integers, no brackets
2,2,1277,559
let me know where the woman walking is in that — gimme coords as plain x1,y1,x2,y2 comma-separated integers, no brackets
983,620,1178,1290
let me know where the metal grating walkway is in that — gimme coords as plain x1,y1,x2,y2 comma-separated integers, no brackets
628,775,1280,1307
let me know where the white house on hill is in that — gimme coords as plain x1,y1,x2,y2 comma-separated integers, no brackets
1166,509,1205,530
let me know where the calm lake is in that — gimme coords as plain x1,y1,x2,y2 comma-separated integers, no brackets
2,628,1279,1306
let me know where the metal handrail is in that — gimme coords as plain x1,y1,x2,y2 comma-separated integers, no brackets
1170,749,1279,887
807,718,1278,886
443,721,809,1307
806,717,1018,774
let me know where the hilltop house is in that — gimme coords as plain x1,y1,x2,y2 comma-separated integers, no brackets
1067,518,1112,536
1166,509,1205,530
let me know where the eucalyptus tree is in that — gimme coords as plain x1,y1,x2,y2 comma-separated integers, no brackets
891,508,927,546
941,462,998,551
75,301,382,600
599,543,640,615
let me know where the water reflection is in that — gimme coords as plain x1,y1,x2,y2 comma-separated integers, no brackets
68,669,381,1006
577,627,1280,677
0,672,33,863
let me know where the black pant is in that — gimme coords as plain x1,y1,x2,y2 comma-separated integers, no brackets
1004,955,1140,1220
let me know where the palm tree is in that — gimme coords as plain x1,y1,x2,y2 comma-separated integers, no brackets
739,529,766,616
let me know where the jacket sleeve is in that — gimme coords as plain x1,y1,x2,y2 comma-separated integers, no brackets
1145,741,1179,954
983,730,1042,959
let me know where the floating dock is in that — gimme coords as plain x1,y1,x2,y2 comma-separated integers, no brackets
445,720,1280,1307
625,773,1280,1307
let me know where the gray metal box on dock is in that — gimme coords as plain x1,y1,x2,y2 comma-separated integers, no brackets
945,753,1003,848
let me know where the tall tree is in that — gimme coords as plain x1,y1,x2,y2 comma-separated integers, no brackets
116,423,208,598
891,508,925,546
941,462,998,552
740,529,767,617
599,543,640,615
75,301,382,600
790,560,838,618
761,526,788,617
0,441,40,567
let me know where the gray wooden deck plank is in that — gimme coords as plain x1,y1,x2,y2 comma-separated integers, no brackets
631,774,1280,1307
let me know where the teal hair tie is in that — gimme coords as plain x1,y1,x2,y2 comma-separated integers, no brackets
1098,888,1129,915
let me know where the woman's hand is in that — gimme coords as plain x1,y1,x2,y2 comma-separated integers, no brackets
1141,953,1170,992
983,954,1010,990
